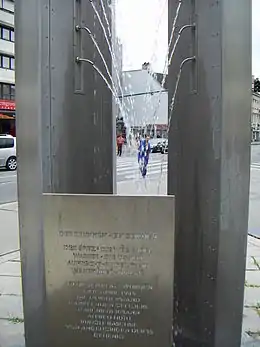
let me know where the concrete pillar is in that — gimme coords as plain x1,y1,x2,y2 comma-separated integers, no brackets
168,0,251,345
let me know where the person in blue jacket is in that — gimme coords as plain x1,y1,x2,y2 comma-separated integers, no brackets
138,134,151,177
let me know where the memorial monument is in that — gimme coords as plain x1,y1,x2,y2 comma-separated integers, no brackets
43,194,174,347
16,0,251,346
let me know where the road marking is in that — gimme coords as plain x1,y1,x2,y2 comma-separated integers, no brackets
125,168,167,180
117,162,167,173
117,158,260,180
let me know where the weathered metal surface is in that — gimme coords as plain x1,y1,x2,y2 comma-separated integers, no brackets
43,194,175,347
16,1,115,345
15,0,47,346
168,0,251,345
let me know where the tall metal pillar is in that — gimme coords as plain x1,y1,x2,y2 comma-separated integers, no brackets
16,1,46,345
44,0,115,194
168,0,251,346
16,0,114,346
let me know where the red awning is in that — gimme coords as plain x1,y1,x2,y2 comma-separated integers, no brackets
0,100,15,111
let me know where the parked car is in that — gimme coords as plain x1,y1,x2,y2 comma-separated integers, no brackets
0,135,17,171
160,139,168,154
149,138,165,153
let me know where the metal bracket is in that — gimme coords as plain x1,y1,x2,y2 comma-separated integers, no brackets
178,23,196,35
75,25,91,35
168,56,196,132
75,57,117,100
180,56,196,69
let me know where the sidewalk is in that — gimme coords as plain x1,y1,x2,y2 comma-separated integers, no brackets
0,202,24,347
117,175,167,195
0,200,260,346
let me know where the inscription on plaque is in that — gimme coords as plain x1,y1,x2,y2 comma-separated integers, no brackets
44,194,175,347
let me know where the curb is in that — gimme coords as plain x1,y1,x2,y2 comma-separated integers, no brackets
0,201,18,211
248,233,260,241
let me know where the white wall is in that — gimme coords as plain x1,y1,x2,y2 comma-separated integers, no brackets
3,0,14,13
0,68,15,84
0,4,15,86
0,38,14,56
0,10,14,28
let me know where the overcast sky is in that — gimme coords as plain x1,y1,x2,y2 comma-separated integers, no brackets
116,0,260,77
252,0,260,77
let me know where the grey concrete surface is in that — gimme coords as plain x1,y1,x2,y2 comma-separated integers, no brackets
0,203,19,257
0,250,24,347
249,167,260,238
0,171,17,205
117,172,167,195
241,238,260,346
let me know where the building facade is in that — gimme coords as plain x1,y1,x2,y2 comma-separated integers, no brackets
121,64,168,139
0,0,15,135
252,91,260,142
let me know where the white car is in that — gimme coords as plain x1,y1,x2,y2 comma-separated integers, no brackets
0,135,17,171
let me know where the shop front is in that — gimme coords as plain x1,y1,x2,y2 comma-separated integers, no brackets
0,99,16,136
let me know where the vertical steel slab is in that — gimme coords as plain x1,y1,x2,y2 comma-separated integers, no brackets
15,1,47,346
47,0,115,194
168,0,251,346
16,0,115,346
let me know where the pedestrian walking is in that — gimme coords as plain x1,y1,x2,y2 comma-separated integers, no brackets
117,134,124,157
137,134,151,177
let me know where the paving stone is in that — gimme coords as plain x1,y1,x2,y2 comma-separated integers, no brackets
0,295,23,320
241,332,260,347
117,175,167,195
247,247,260,258
246,256,259,271
0,261,21,277
248,238,260,248
0,210,19,257
245,270,260,286
244,287,260,308
0,318,25,347
252,256,260,269
242,307,260,332
0,276,22,296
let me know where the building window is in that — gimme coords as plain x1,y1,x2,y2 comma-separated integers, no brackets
0,0,14,13
2,55,9,68
10,56,14,69
0,83,15,100
10,84,15,99
10,29,14,42
0,25,14,42
0,54,15,70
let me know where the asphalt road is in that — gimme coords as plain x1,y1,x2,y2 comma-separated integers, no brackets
0,145,260,236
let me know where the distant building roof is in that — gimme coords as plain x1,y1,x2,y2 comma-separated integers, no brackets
121,68,168,126
121,69,167,97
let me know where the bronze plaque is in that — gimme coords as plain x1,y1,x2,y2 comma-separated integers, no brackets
43,194,175,347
